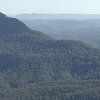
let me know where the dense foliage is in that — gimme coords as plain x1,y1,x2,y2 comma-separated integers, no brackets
0,13,100,100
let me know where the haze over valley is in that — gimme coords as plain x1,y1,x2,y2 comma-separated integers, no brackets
14,13,100,48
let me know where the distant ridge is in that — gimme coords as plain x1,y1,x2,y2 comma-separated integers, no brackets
14,13,100,20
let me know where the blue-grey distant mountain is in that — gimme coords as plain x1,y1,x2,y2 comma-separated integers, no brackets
21,19,100,48
15,13,100,48
14,13,100,20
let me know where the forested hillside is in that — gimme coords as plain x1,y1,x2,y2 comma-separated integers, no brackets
0,13,100,100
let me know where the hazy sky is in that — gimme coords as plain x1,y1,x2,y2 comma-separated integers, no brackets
0,0,100,14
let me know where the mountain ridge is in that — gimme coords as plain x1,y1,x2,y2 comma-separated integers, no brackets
0,12,30,35
14,13,100,20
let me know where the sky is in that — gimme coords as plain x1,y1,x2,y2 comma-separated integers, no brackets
0,0,100,15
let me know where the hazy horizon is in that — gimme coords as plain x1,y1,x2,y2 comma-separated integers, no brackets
0,0,100,15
